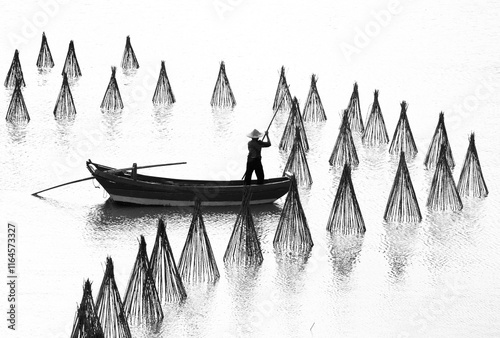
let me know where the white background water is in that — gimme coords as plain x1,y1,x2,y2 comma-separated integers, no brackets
1,0,500,337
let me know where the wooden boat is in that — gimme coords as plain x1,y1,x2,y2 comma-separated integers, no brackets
86,160,291,206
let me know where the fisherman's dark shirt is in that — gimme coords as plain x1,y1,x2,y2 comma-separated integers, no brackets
248,139,271,161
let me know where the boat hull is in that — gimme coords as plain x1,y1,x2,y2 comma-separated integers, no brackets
87,161,290,206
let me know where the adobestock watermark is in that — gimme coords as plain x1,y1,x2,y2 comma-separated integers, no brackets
446,74,500,131
397,274,467,337
212,0,245,20
339,0,404,63
8,0,70,48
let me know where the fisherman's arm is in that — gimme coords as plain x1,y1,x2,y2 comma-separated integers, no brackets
260,132,271,147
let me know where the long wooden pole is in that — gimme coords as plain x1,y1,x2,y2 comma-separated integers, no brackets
31,161,187,196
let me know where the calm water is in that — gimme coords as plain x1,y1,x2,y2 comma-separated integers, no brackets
1,0,500,337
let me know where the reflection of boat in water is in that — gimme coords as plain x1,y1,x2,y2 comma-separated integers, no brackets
87,160,290,207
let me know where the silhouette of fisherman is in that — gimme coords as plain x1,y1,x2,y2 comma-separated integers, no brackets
244,129,271,185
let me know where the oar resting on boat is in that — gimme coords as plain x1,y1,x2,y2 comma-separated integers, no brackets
32,161,187,196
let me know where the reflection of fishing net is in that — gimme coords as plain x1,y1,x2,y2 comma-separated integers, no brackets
5,80,30,125
346,82,364,133
121,36,139,70
101,67,124,112
70,280,104,338
283,127,312,186
54,73,77,118
426,144,462,211
279,97,309,152
302,74,326,122
4,49,25,88
457,133,488,198
224,187,263,266
153,61,175,106
273,66,293,113
37,32,54,69
210,61,236,108
62,41,82,78
95,257,132,338
389,101,418,157
123,236,164,324
362,90,389,146
150,218,187,302
424,112,454,169
178,199,220,283
329,109,358,168
384,152,422,223
273,176,313,254
327,164,365,235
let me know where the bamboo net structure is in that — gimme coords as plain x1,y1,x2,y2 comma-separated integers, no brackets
346,82,364,133
273,176,313,254
95,257,132,338
121,36,139,70
424,112,455,169
384,151,422,223
4,49,25,89
272,66,293,112
279,97,309,152
178,199,220,283
426,144,463,211
122,236,164,324
283,127,313,186
62,40,82,78
70,279,105,338
152,61,175,106
150,218,187,303
362,90,389,146
389,101,418,157
329,109,359,168
326,164,366,234
224,187,264,266
5,80,30,124
36,32,54,69
210,61,236,108
302,74,326,122
54,72,77,118
100,67,124,111
457,133,488,198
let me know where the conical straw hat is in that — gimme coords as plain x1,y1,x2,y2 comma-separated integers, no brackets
247,129,264,138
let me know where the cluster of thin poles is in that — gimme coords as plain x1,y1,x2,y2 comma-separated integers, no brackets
346,82,364,133
384,151,422,223
224,187,264,266
283,126,313,186
426,143,463,211
122,235,164,324
389,101,418,157
54,73,77,118
5,80,30,124
302,74,327,122
362,90,389,146
457,133,488,198
273,176,314,254
329,109,359,168
424,112,455,169
95,257,132,338
279,97,309,152
327,164,366,234
70,280,105,338
36,32,54,69
4,49,25,88
101,66,124,111
121,36,139,71
153,61,176,106
62,40,82,79
178,199,220,283
150,218,187,303
273,66,293,113
210,61,236,108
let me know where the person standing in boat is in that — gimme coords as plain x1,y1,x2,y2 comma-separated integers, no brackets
244,129,271,185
